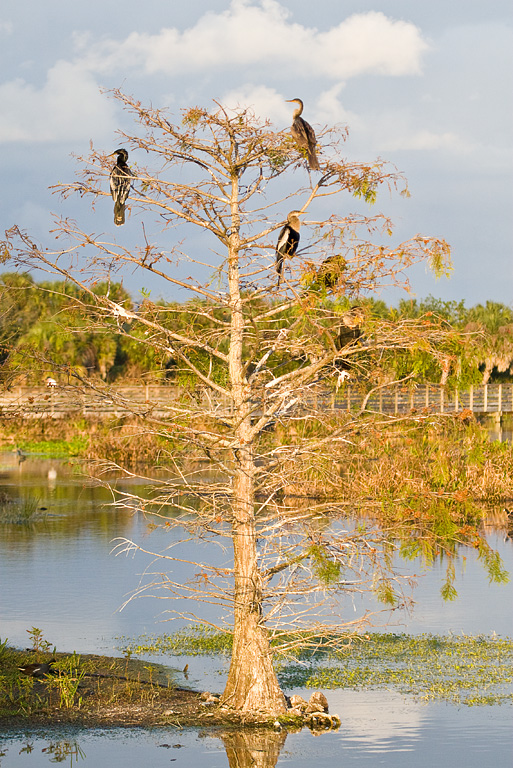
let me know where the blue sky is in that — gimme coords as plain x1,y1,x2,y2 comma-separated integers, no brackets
1,0,512,305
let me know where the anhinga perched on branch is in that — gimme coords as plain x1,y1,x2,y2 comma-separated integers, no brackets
335,306,365,383
337,306,364,349
286,98,320,171
275,210,301,286
109,148,132,226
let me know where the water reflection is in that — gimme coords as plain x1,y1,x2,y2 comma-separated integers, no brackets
487,426,513,443
220,729,287,768
0,456,236,661
1,456,512,768
1,456,512,660
1,697,512,768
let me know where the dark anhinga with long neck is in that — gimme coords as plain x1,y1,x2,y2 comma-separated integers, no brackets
275,210,301,286
109,148,132,226
286,98,320,171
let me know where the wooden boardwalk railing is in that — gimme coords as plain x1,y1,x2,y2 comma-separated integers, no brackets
332,382,513,416
1,383,512,419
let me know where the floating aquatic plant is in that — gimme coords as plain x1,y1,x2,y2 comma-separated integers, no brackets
120,627,513,706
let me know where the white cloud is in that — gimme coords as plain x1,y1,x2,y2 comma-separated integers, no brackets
222,84,290,122
0,60,117,143
78,1,428,81
315,84,360,128
317,12,428,78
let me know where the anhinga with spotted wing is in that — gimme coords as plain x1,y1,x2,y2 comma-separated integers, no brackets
109,148,132,226
275,210,301,286
286,98,320,171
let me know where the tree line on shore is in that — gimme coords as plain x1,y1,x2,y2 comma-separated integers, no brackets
1,271,512,389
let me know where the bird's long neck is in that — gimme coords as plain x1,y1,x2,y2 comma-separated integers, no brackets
288,214,300,232
292,101,303,119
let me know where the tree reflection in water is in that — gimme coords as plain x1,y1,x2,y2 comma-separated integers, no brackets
220,729,287,768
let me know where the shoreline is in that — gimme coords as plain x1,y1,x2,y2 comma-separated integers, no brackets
0,649,335,731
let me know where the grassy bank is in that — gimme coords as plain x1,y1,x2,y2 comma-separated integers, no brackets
0,416,174,464
0,642,330,729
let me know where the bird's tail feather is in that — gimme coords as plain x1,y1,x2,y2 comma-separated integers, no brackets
114,202,125,226
308,148,320,171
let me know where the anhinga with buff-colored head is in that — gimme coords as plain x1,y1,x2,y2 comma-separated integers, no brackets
275,210,301,286
338,306,365,349
335,306,365,382
286,98,320,171
109,148,132,226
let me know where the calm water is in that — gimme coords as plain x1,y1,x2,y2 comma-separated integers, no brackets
1,698,512,767
0,455,512,767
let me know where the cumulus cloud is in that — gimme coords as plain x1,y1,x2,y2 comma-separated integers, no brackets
78,0,428,81
222,84,291,122
315,84,360,128
0,60,117,143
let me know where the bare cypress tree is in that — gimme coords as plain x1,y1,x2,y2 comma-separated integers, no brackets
4,91,482,716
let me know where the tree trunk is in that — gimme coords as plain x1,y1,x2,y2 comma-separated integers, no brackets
221,170,287,714
221,440,287,714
